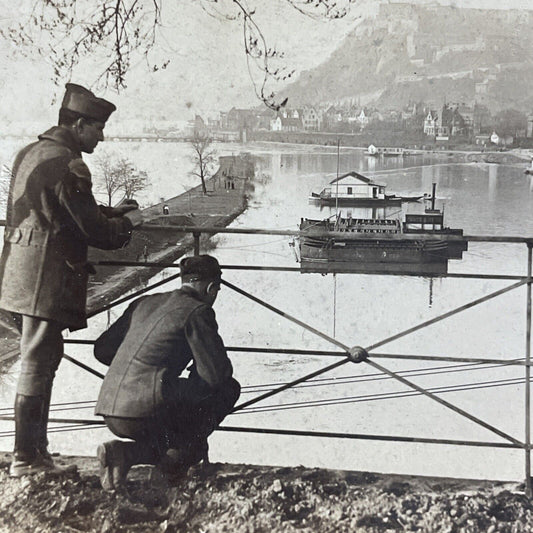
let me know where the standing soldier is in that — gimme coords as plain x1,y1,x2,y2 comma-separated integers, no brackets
0,83,144,477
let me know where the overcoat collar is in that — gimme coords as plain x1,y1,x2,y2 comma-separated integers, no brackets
38,126,82,156
180,285,208,304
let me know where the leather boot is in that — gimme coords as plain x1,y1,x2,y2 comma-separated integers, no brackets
36,385,53,465
10,394,49,477
151,438,209,486
12,394,41,464
97,440,159,492
10,394,77,478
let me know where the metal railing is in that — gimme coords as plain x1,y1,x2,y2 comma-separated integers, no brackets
0,223,532,494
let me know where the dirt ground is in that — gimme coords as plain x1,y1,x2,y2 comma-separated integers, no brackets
0,451,531,533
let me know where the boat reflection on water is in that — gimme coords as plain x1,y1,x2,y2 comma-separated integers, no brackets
300,257,452,276
298,184,467,276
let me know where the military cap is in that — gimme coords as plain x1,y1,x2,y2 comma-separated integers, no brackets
61,83,116,123
180,255,222,282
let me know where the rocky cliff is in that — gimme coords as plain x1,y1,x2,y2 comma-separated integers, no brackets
283,4,533,112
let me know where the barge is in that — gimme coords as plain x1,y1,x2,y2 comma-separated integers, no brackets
365,145,411,157
300,186,467,274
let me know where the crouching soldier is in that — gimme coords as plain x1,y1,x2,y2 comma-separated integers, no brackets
94,255,240,491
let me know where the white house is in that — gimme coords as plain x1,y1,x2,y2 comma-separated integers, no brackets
357,109,369,128
270,116,282,131
490,131,514,146
319,171,387,200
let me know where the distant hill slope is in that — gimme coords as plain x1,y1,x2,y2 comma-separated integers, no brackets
282,4,533,112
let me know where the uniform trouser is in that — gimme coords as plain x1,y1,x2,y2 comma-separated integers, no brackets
18,315,64,397
14,316,64,460
103,377,241,465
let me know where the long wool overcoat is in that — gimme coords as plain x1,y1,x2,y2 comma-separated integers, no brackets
0,126,133,329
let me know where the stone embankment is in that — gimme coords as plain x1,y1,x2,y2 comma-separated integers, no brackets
0,154,254,369
86,166,252,314
0,452,531,533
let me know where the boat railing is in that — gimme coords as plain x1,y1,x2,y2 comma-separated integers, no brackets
1,222,533,495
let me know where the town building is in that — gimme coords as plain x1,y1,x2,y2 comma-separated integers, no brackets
423,110,438,135
300,106,321,131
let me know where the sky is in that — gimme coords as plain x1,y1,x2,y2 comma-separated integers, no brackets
0,0,531,129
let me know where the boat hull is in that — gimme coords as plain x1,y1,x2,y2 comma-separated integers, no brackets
309,196,402,206
300,238,450,264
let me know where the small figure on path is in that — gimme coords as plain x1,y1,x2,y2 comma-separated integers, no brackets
0,83,144,477
94,255,240,491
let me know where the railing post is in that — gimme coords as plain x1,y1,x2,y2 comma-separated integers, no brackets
525,243,532,498
193,232,201,256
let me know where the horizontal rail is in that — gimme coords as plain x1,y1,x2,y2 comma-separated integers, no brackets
0,416,522,449
228,348,528,366
1,220,533,243
217,426,523,449
92,261,529,281
62,339,529,366
139,223,533,244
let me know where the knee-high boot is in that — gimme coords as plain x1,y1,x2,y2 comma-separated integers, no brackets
11,393,77,477
36,383,52,460
11,394,43,468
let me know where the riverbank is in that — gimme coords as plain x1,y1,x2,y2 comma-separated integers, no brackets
248,137,532,168
86,167,251,314
0,155,253,369
249,130,533,155
0,452,529,532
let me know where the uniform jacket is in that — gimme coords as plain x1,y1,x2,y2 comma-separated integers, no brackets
94,286,233,418
0,126,133,329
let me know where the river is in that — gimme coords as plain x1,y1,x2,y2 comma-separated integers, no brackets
1,139,533,481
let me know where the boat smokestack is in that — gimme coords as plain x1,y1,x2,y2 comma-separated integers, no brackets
431,183,436,211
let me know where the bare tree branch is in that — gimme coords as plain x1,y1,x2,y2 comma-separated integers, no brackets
2,0,354,107
93,152,149,205
189,130,217,195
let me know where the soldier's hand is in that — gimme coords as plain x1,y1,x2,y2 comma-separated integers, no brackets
120,198,139,207
347,345,368,363
113,199,139,216
123,209,144,228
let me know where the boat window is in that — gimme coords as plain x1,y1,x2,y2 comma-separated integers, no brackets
347,187,352,195
373,187,378,198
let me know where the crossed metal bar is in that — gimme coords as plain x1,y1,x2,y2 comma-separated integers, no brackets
222,278,526,447
1,225,531,490
68,272,528,450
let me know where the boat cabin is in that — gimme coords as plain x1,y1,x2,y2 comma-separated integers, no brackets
403,212,444,232
320,171,387,200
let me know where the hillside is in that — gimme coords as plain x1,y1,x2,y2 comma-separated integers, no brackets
282,4,533,112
